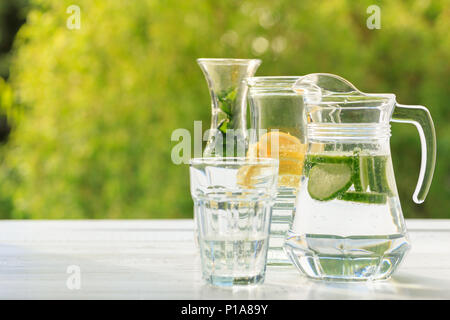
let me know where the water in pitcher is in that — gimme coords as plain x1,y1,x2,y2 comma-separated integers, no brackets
285,149,410,281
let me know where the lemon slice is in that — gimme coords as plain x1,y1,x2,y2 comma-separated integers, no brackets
236,164,263,188
243,132,307,189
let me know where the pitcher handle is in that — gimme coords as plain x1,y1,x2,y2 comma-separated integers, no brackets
391,104,436,204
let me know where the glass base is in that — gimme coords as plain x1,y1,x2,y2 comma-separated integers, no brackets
267,252,292,266
203,273,265,287
284,232,410,281
268,186,296,265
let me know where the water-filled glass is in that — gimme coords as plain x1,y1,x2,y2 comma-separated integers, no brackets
190,157,278,286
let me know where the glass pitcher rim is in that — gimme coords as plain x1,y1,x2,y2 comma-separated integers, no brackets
246,76,302,86
246,76,304,96
196,58,262,66
307,93,397,106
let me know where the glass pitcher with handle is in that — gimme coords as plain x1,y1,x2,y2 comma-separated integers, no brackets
285,73,436,281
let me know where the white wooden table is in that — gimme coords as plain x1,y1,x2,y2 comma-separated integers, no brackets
0,219,449,300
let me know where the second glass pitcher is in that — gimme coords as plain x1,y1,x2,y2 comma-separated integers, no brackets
285,73,436,281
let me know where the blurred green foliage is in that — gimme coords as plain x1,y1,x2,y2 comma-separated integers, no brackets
0,0,448,218
0,0,27,79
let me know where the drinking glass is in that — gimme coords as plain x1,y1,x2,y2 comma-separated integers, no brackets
190,157,279,286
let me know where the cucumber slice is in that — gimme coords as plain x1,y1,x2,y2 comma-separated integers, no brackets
306,154,354,165
353,153,370,192
338,191,387,204
304,154,353,176
307,163,352,201
305,152,393,200
366,156,392,194
373,156,393,195
373,157,384,192
367,156,377,192
352,150,362,191
359,156,370,192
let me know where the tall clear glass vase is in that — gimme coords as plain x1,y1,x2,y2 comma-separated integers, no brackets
197,58,261,157
194,59,261,247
